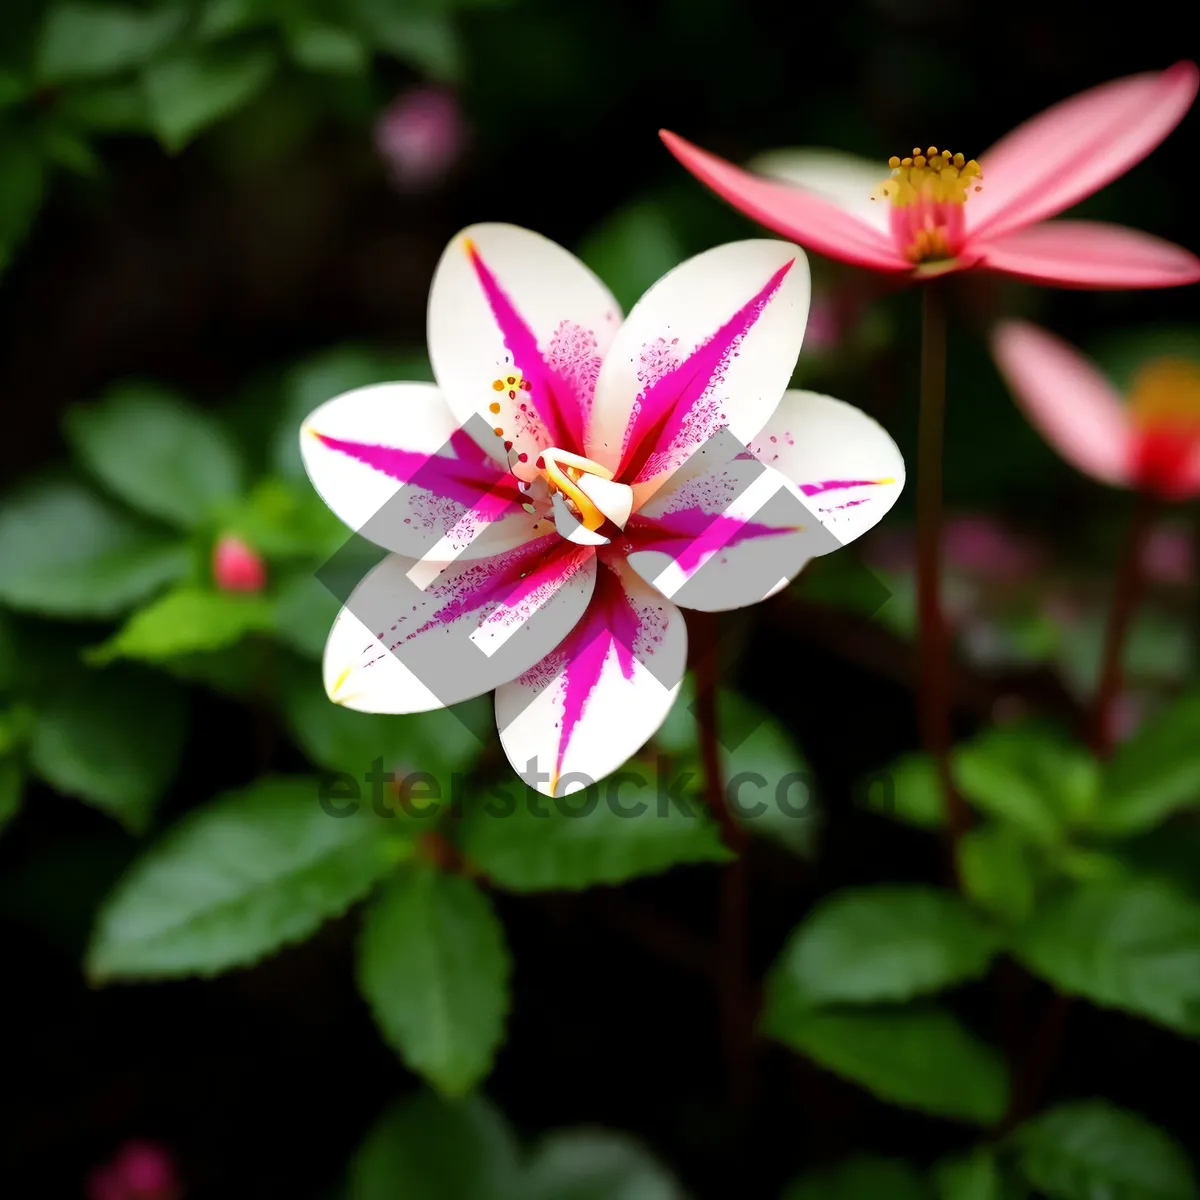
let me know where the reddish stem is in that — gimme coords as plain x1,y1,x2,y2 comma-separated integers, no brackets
916,285,970,868
1090,492,1159,757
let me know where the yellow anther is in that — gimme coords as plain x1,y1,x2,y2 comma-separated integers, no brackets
538,448,615,532
1129,358,1200,429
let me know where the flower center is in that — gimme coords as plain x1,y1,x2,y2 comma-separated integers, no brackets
1129,358,1200,431
1128,358,1200,499
871,146,983,264
524,447,634,546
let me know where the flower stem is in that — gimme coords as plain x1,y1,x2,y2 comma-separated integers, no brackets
690,610,753,1107
1090,491,1158,757
916,284,970,857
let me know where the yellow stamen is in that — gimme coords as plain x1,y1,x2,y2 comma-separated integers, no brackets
1129,358,1200,430
539,449,614,532
871,146,983,208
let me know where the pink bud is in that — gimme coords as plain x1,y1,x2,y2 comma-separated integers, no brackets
213,534,266,592
375,86,467,194
942,516,1042,582
1142,524,1194,585
800,294,840,353
88,1141,179,1200
1108,691,1147,744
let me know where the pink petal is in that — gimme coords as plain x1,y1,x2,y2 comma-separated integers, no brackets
323,538,597,714
990,320,1133,487
967,61,1199,241
495,558,687,796
976,221,1200,289
659,130,908,273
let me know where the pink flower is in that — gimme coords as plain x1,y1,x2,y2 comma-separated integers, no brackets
375,86,467,194
87,1141,179,1200
660,63,1200,288
943,515,1044,582
1143,524,1194,584
300,225,905,796
213,534,267,592
991,320,1200,500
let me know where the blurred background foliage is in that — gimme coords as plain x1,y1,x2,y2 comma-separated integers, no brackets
1,0,1199,1196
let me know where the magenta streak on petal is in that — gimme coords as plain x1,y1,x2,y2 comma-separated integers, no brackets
618,259,795,484
465,241,588,453
316,428,522,521
550,562,639,780
626,508,791,575
799,478,885,497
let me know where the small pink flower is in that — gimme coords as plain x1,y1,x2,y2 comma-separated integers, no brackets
213,534,267,592
991,321,1200,500
1143,524,1195,584
375,86,467,194
87,1141,179,1200
661,63,1200,288
943,515,1043,582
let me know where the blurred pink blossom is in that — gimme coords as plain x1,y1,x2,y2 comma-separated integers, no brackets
213,534,267,592
800,294,840,352
865,515,1042,584
942,516,1043,581
87,1141,179,1200
375,86,467,193
1108,690,1148,743
1142,524,1194,584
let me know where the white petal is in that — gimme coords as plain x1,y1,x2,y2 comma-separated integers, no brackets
747,147,892,235
427,223,622,465
625,433,835,612
586,240,811,486
323,542,596,714
748,389,906,548
300,382,539,559
496,560,686,797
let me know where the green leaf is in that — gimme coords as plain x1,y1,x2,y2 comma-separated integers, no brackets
0,760,23,838
460,778,732,892
0,611,17,693
1015,1100,1198,1200
1093,692,1200,836
784,1157,931,1200
196,0,269,40
953,726,1097,844
522,1130,685,1200
56,80,149,130
861,753,944,829
0,480,190,618
760,1004,1009,1125
142,44,276,152
282,667,483,782
224,477,343,560
346,1093,520,1200
956,825,1038,924
36,3,187,82
65,385,244,527
933,1150,1004,1200
286,19,368,73
28,669,185,833
577,200,683,313
656,682,818,856
766,885,999,1006
90,588,275,665
1012,878,1200,1035
0,135,45,254
275,345,434,479
87,775,405,980
352,3,462,80
273,572,340,659
358,869,509,1096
